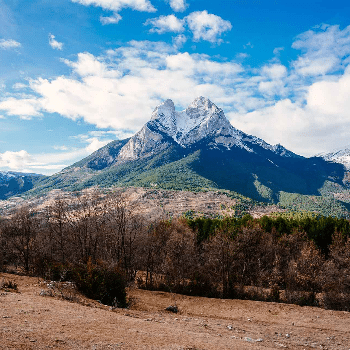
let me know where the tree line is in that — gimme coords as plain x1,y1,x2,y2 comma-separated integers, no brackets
0,189,349,311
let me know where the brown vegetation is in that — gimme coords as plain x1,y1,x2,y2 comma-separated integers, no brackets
1,189,350,311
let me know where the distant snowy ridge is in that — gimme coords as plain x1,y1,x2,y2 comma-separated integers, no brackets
318,148,350,170
118,97,300,161
0,171,39,184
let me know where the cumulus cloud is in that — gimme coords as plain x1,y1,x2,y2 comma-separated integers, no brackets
256,64,288,97
172,34,187,48
71,0,156,13
261,64,287,80
168,0,188,12
292,24,350,76
307,67,350,119
185,11,232,43
3,22,350,157
230,66,350,156
0,150,33,171
0,97,42,119
0,135,117,174
0,43,244,131
100,13,122,24
49,34,63,50
0,38,21,49
145,15,185,34
145,11,232,44
85,137,111,152
63,52,121,78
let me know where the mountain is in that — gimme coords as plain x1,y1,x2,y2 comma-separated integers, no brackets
0,171,46,200
318,148,350,170
27,96,348,216
117,97,301,161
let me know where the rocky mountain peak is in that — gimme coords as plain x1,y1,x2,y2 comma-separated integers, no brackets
117,97,300,161
150,97,230,142
187,96,217,113
151,99,175,120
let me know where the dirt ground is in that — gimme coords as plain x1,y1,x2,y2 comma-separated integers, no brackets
1,273,350,350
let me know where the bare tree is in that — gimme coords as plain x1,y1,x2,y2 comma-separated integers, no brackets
162,219,197,291
321,232,350,310
44,195,70,263
6,206,38,273
204,224,236,298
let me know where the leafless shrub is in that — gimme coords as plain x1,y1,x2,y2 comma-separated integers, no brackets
0,278,18,292
39,280,81,302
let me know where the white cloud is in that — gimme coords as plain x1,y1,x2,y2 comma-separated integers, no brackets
172,34,187,48
0,136,116,175
3,22,350,158
100,13,122,24
168,0,187,12
53,145,69,151
85,137,110,152
63,52,121,78
258,80,286,97
71,0,156,12
292,24,350,76
307,67,350,118
0,43,243,132
229,67,350,156
261,64,287,80
273,47,284,55
244,42,253,49
145,15,185,34
0,39,21,49
49,34,63,50
0,150,33,170
0,97,42,119
256,64,288,97
12,83,28,89
88,129,134,139
185,11,232,43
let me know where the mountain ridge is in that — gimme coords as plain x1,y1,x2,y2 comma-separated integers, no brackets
21,96,347,218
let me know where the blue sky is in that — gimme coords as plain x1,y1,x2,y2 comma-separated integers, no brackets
1,0,350,174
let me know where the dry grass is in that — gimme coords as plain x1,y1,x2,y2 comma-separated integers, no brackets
1,272,350,349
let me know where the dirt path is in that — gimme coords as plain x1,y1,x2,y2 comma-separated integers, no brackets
1,273,349,349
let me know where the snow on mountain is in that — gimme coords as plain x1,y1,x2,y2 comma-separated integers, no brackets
0,171,37,184
318,148,350,170
118,97,300,161
0,171,17,184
